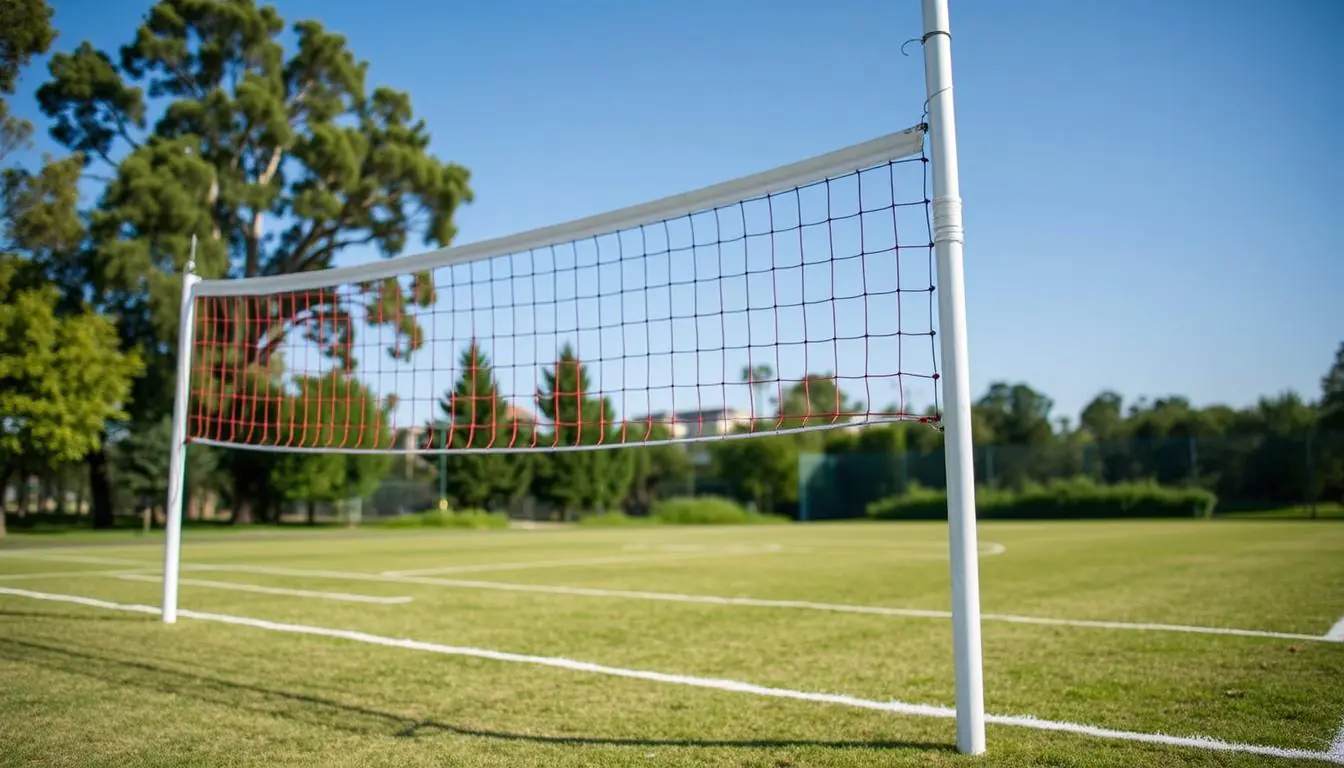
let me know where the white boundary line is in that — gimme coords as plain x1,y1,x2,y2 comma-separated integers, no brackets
383,545,784,577
170,563,1341,644
0,585,1337,764
0,554,153,567
2,553,1336,643
0,569,152,581
1331,719,1344,762
1326,616,1344,642
115,574,413,605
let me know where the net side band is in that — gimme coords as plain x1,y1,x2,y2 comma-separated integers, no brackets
192,125,927,298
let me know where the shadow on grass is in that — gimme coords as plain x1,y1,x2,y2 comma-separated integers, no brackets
0,636,953,754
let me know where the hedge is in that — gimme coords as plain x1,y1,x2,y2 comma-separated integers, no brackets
866,478,1218,520
374,508,511,529
652,496,788,525
579,497,788,526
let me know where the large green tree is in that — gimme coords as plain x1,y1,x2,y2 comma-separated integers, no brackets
532,343,634,517
1,1,144,531
1320,342,1344,433
776,373,863,430
34,0,472,522
707,432,800,514
269,371,394,523
0,256,143,535
1317,342,1344,505
434,341,533,510
107,414,223,522
624,421,694,511
0,0,56,165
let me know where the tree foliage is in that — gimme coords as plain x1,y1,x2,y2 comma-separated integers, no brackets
625,422,694,511
532,343,634,515
108,414,222,515
0,3,145,530
707,434,799,512
269,371,394,511
0,0,56,164
32,0,473,518
434,341,533,510
0,255,143,533
776,373,863,430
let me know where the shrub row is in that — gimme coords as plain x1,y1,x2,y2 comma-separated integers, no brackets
867,478,1218,520
579,496,788,527
374,508,511,529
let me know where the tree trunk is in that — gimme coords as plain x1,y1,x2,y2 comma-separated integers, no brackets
15,475,28,518
87,433,115,529
231,496,255,525
0,464,11,538
306,500,316,525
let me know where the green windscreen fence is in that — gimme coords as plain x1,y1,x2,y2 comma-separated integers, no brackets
799,430,1344,520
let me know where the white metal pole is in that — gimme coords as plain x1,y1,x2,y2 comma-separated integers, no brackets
162,236,201,624
920,0,986,755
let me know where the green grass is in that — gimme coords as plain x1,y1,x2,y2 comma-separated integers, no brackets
1,519,1342,766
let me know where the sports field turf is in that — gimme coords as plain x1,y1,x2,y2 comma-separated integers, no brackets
1,519,1342,766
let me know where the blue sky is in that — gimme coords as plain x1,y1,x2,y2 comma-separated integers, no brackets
13,0,1343,433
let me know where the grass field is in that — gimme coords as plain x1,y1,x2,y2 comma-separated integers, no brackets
2,519,1342,766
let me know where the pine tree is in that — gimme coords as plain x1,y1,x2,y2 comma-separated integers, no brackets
434,341,531,510
533,343,634,517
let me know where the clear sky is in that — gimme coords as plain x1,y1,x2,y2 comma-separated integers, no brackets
14,0,1344,432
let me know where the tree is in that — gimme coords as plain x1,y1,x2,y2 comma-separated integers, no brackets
269,371,394,523
624,422,694,512
1320,342,1344,433
434,341,533,510
34,0,472,521
0,0,56,165
108,414,223,522
741,362,774,421
1079,391,1125,442
708,433,800,514
1,11,144,530
1317,342,1344,505
776,373,863,430
0,256,143,535
532,343,634,517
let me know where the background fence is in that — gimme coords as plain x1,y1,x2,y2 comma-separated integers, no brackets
798,431,1344,520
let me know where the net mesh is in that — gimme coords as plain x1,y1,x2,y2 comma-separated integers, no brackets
187,134,940,453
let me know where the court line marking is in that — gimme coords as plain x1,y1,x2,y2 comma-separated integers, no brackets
115,574,413,605
0,569,151,581
0,553,153,567
6,553,1336,643
1331,719,1344,761
1326,616,1344,642
175,563,1337,644
734,540,1008,557
0,585,1337,764
382,546,783,577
